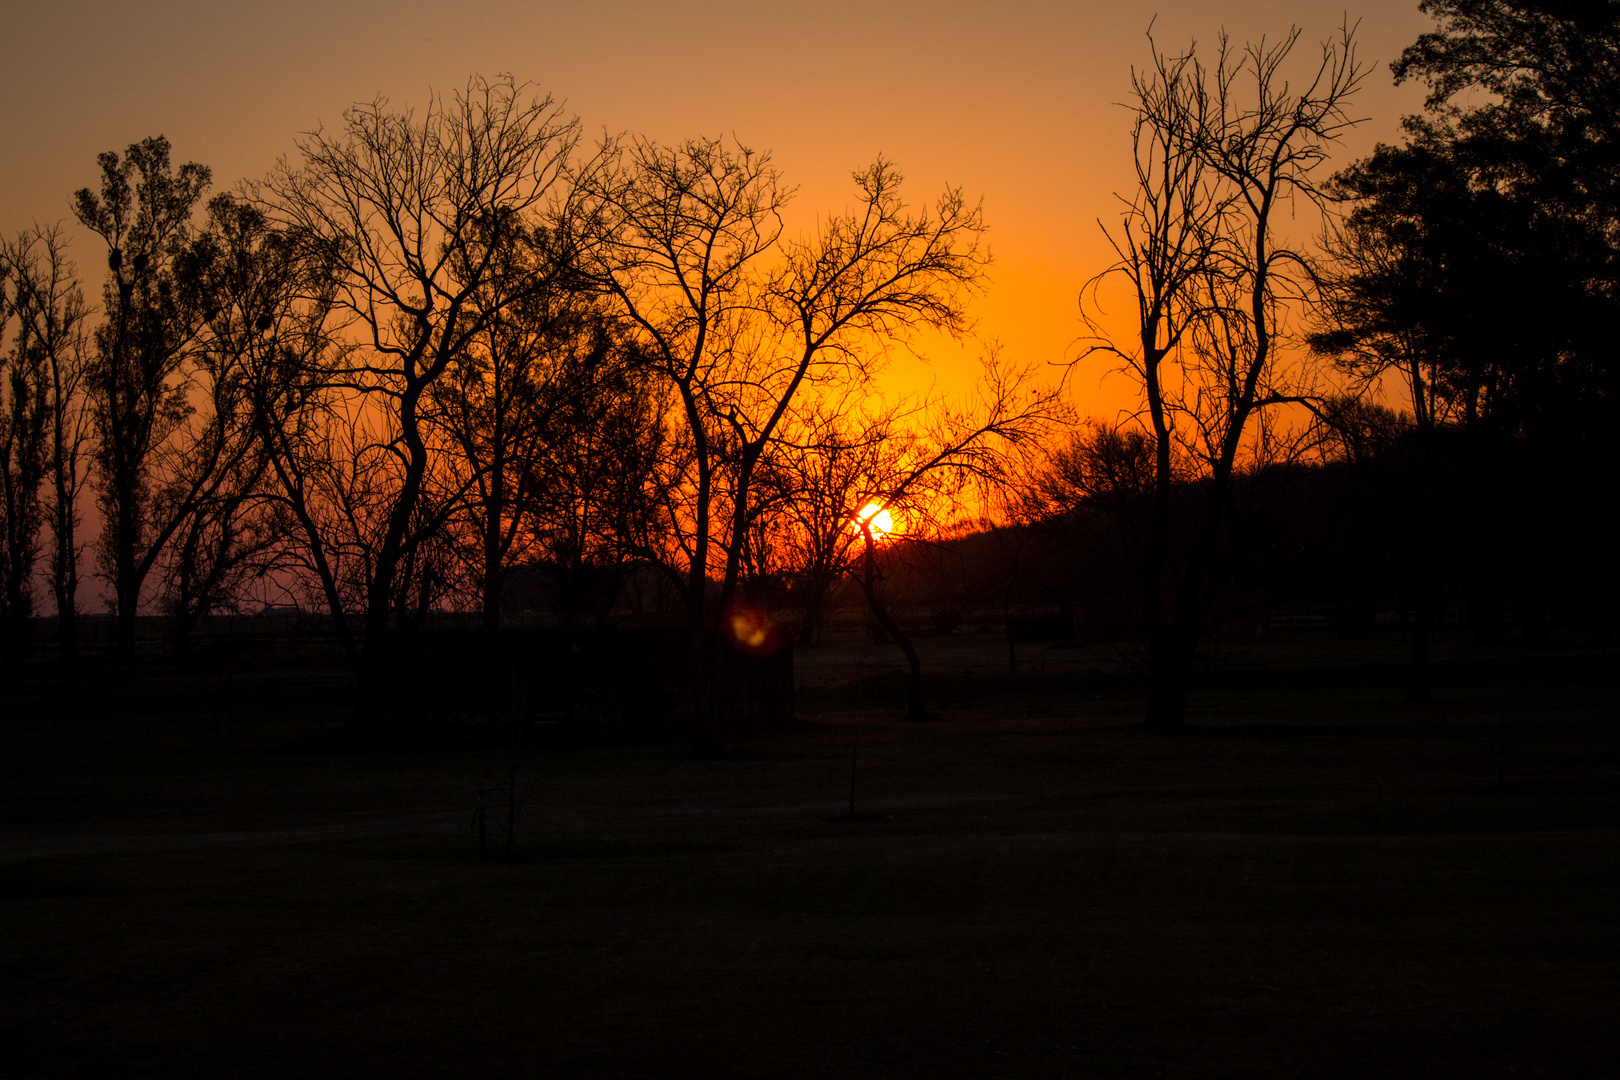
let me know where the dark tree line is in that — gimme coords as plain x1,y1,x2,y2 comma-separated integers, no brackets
21,7,1599,738
1313,0,1620,693
0,76,1060,739
2,225,91,667
1081,23,1367,730
1064,3,1618,728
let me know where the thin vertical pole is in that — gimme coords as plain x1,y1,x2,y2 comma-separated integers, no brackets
849,654,861,818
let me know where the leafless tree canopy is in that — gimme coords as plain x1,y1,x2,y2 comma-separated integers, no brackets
254,76,582,671
1083,25,1366,730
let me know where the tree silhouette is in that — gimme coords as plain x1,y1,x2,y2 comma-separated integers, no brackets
518,330,666,633
1,227,91,663
426,225,657,632
1,248,52,664
259,76,580,723
72,136,226,656
1086,26,1365,730
1398,0,1620,196
572,143,989,740
760,355,1063,719
1316,1,1620,656
755,401,896,645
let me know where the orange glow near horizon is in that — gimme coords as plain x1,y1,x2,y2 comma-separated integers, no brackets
0,1,1437,619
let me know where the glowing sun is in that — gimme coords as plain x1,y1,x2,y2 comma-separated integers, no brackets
857,502,894,537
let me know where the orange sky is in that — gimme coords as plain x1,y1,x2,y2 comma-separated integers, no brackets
2,1,1434,421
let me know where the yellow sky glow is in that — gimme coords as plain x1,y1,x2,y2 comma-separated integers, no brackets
1,1,1434,422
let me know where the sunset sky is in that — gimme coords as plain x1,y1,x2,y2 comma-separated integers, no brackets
2,1,1434,418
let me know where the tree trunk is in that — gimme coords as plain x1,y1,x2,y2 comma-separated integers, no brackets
859,529,928,722
114,542,139,657
798,585,824,645
481,552,503,631
1144,625,1194,731
50,351,80,668
54,595,76,666
1,615,26,671
480,446,505,632
1408,582,1431,703
1003,570,1019,674
52,494,78,666
1408,424,1436,702
353,638,383,741
1,496,30,664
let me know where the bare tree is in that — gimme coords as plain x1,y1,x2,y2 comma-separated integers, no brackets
852,358,1065,720
425,226,657,631
259,76,581,725
1,249,51,663
757,400,897,645
428,220,565,629
517,334,667,633
572,142,990,739
570,137,787,659
1,226,92,662
71,137,218,655
69,140,283,658
127,194,299,649
760,355,1065,719
1085,26,1365,729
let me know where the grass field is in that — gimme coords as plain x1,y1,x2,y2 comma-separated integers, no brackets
2,628,1616,1078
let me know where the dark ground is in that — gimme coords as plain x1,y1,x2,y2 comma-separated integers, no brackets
2,628,1616,1078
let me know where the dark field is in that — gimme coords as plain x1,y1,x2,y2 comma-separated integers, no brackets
3,630,1617,1078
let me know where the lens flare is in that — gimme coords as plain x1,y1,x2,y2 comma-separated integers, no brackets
723,601,784,656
